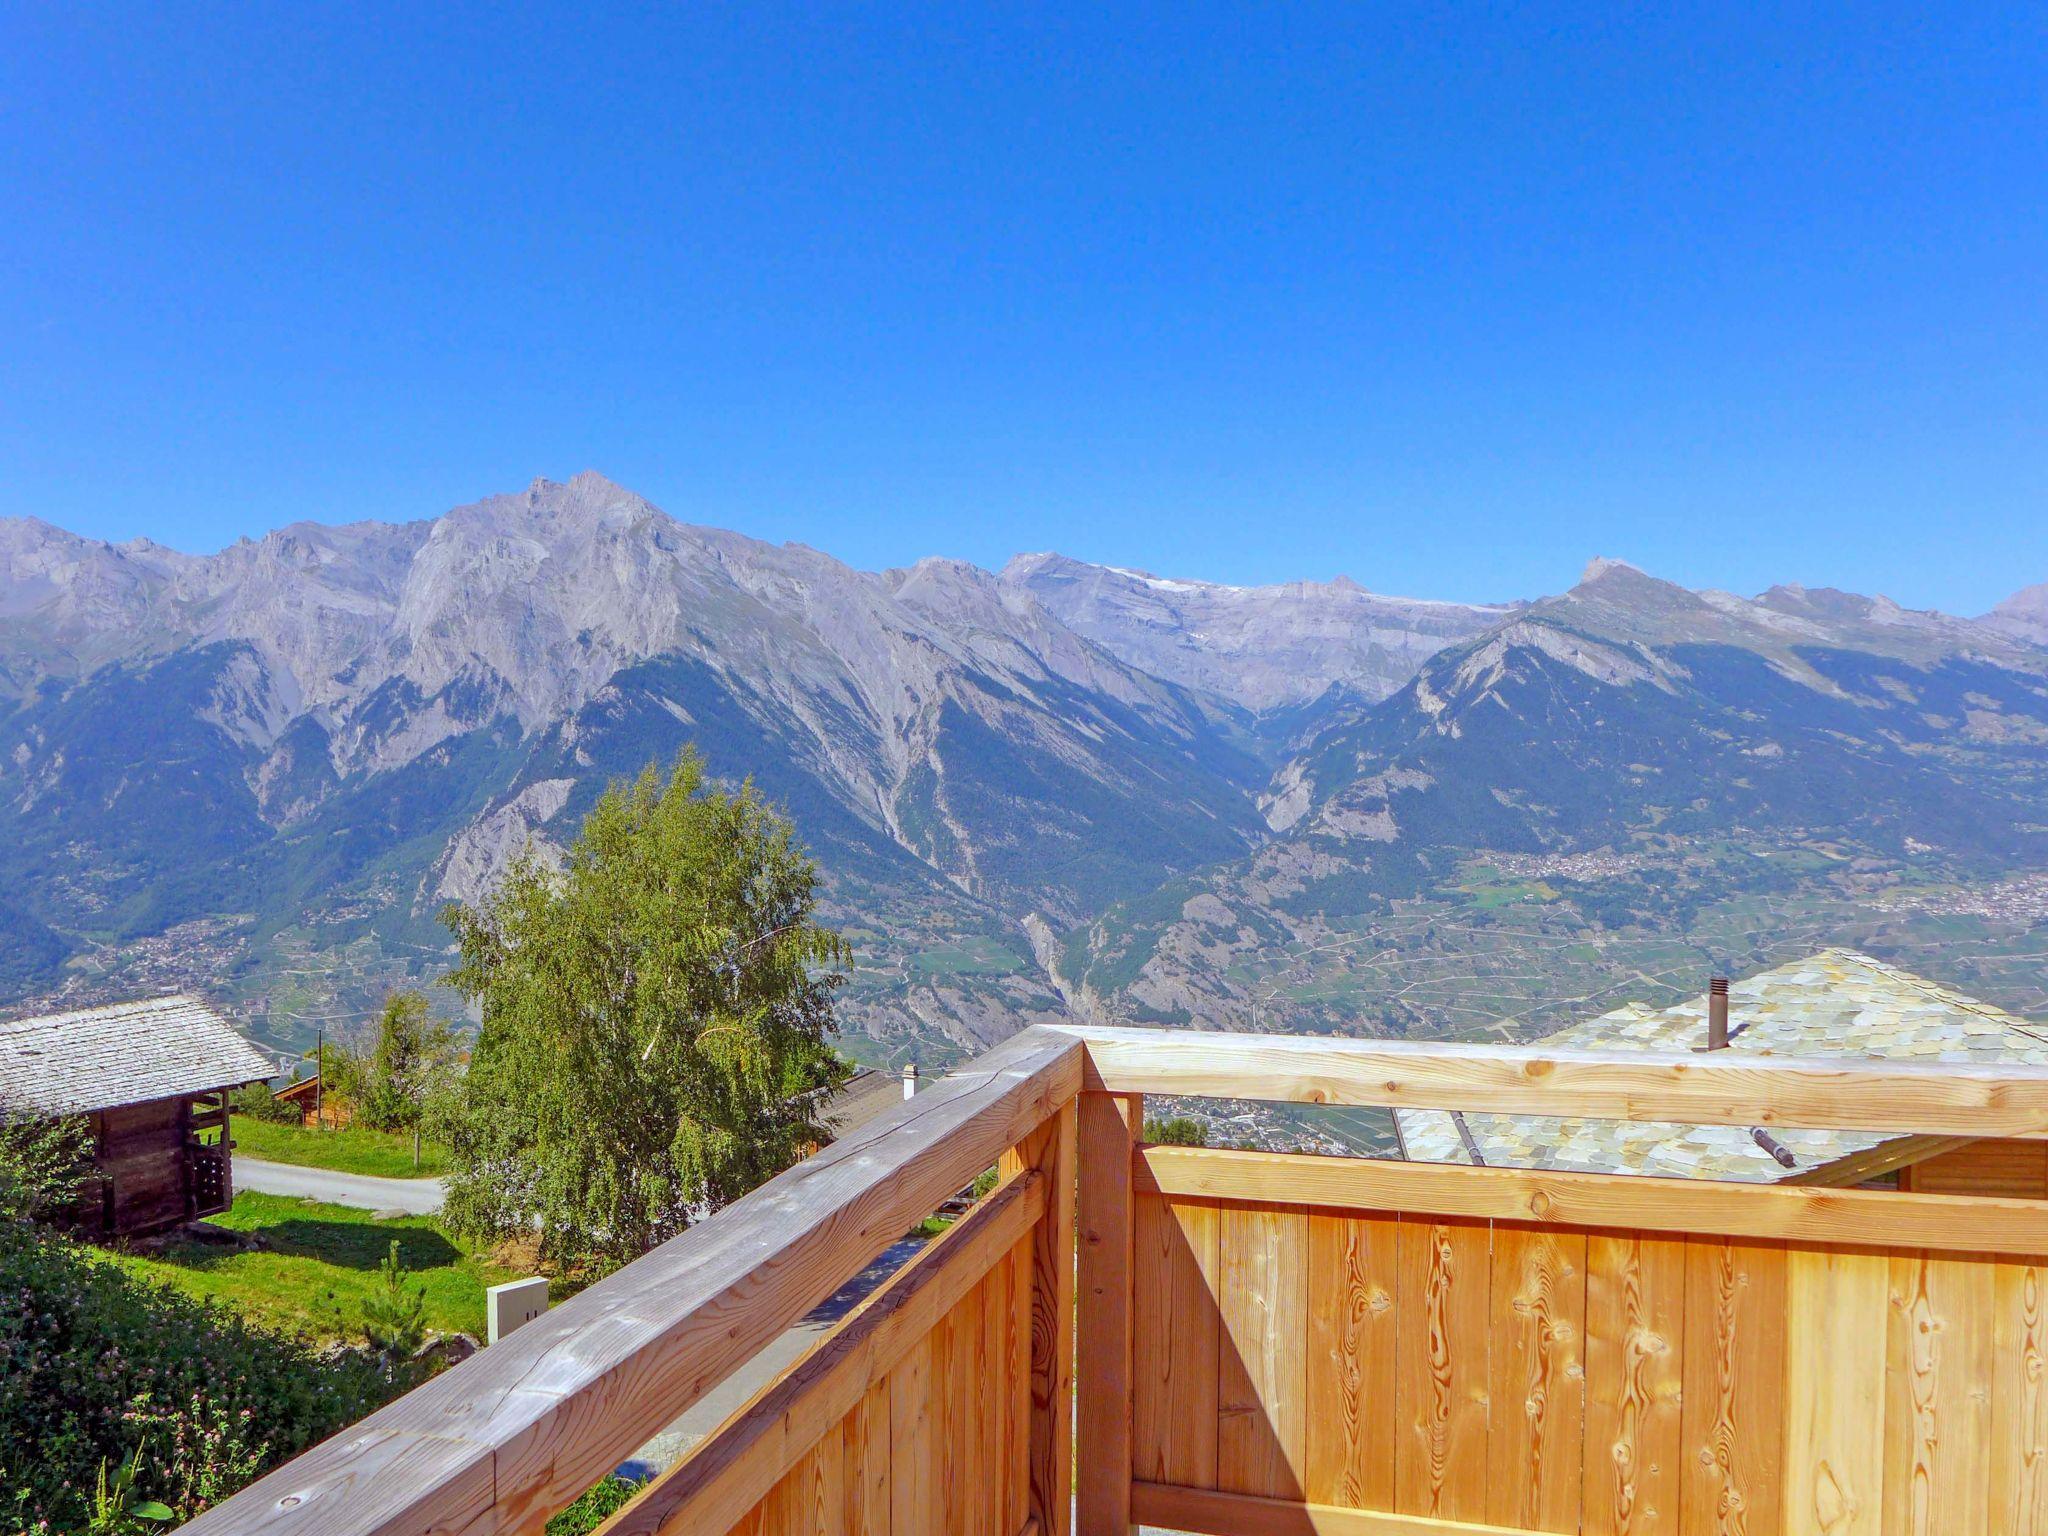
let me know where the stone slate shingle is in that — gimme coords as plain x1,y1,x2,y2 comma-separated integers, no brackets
0,994,275,1116
1394,948,2048,1182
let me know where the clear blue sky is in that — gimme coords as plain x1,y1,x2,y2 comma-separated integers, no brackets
3,4,2043,611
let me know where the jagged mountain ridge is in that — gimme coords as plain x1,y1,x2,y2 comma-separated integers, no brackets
0,475,1280,1044
1060,559,2048,1032
1002,550,1513,715
4,486,2046,1051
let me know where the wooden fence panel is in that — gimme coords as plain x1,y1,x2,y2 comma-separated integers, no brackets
1130,1182,2048,1536
1584,1232,1685,1536
719,1245,1030,1536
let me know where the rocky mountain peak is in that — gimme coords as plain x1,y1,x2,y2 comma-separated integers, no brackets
1984,582,2048,647
1005,551,1508,713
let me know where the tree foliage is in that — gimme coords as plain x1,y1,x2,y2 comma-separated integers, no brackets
436,751,849,1271
346,991,461,1142
361,1241,429,1362
0,1091,91,1223
1142,1115,1210,1147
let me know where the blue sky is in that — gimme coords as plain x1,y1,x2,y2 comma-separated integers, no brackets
2,4,2043,611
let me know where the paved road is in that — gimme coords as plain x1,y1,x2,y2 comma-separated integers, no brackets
233,1155,446,1215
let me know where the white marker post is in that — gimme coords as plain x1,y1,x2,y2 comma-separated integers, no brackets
485,1276,550,1345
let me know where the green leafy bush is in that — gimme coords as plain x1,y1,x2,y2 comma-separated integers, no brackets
228,1082,302,1125
1,1221,400,1533
544,1475,641,1536
0,1097,91,1220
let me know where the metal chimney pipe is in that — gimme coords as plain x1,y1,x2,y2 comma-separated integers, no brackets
1707,977,1730,1050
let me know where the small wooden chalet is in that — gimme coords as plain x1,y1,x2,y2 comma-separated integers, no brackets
0,994,274,1235
274,1071,349,1128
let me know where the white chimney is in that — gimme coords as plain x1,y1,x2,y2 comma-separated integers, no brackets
903,1062,920,1100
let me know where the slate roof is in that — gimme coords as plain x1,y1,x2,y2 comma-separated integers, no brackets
0,994,275,1117
1394,949,2048,1182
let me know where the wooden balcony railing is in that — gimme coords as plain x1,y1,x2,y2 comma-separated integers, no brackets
182,1024,2048,1536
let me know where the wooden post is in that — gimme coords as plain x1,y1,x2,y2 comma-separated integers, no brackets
1002,1098,1078,1536
1077,1092,1141,1535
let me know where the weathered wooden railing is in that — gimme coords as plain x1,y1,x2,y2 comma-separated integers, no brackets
185,1024,2048,1536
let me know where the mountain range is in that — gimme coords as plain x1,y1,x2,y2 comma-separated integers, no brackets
4,472,2046,1058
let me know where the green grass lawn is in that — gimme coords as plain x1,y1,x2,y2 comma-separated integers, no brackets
229,1116,453,1177
102,1192,516,1343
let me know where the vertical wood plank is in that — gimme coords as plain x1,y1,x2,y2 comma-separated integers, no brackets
809,1425,847,1536
1784,1246,1888,1536
1993,1259,2048,1536
1488,1223,1588,1534
1681,1236,1786,1536
1885,1251,1993,1536
843,1377,891,1536
1305,1210,1399,1511
1001,1100,1077,1536
1218,1203,1309,1499
761,1448,812,1536
888,1334,933,1536
1133,1195,1222,1489
1077,1091,1140,1535
975,1258,1003,1536
1586,1232,1687,1536
933,1289,968,1536
1005,1239,1032,1536
1395,1216,1494,1523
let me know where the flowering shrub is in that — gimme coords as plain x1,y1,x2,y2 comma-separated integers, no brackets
1,1222,402,1533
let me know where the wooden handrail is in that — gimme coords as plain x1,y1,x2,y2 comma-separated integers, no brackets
596,1168,1048,1536
1063,1023,2048,1136
182,1025,1082,1536
180,1020,2048,1536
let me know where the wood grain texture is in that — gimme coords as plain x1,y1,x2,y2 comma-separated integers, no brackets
1680,1237,1785,1536
931,1292,965,1536
1076,1091,1139,1535
1005,1240,1032,1536
809,1429,847,1536
1066,1025,2048,1137
1899,1139,2048,1199
1993,1260,2048,1536
1306,1211,1399,1511
595,1171,1045,1536
1001,1098,1077,1536
1584,1233,1685,1536
1133,1196,1221,1489
1395,1217,1493,1523
887,1333,932,1536
1136,1145,2048,1256
1487,1224,1586,1534
1219,1203,1310,1499
1784,1246,1888,1536
1883,1252,1993,1536
186,1026,1081,1536
973,1257,1002,1536
1132,1479,1544,1536
842,1379,890,1536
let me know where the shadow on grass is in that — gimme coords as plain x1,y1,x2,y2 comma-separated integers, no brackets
157,1218,462,1273
257,1219,463,1270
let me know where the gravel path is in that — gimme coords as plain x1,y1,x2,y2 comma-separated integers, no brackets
232,1155,447,1215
